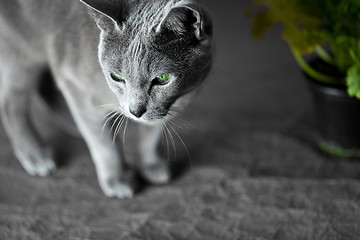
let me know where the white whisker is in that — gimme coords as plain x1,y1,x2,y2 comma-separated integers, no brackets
168,112,210,136
110,114,122,143
162,119,177,161
168,108,184,114
112,115,125,143
80,103,117,116
213,63,231,73
160,119,171,161
101,110,119,138
93,104,117,111
114,115,126,140
157,120,165,152
122,118,129,152
166,113,184,130
101,110,117,122
167,121,192,169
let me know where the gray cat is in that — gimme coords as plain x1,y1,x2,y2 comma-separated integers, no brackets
0,0,213,198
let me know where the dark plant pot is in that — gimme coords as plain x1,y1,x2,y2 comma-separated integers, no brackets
308,79,360,158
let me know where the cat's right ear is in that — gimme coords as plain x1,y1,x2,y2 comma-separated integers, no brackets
153,3,213,43
79,0,128,32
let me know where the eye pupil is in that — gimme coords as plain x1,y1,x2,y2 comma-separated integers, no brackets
110,73,125,82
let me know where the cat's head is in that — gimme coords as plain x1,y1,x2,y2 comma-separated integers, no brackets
80,0,213,124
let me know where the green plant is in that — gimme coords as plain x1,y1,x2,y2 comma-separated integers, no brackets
246,0,360,99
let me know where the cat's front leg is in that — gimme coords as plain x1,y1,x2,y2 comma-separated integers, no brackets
58,84,136,198
137,123,170,184
0,65,56,177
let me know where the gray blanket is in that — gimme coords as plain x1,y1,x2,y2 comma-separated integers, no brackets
1,1,360,239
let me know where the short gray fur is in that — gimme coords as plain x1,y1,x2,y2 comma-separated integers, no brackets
0,0,213,198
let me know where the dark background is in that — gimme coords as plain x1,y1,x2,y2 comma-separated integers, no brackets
1,1,360,239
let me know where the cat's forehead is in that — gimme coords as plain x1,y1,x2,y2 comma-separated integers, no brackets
105,34,172,78
127,1,176,22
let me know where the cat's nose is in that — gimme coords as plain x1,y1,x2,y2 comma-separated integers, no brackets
129,105,147,118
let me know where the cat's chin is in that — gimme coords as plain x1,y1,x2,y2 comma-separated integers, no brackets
138,119,160,126
131,118,156,125
127,114,170,126
124,114,153,124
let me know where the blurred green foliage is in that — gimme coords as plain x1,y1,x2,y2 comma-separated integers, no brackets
247,0,360,99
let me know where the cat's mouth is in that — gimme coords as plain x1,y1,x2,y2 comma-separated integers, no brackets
122,93,190,124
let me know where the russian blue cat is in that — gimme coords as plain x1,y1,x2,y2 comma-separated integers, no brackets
0,0,213,198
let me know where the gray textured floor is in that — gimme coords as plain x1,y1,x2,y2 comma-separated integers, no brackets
1,1,360,239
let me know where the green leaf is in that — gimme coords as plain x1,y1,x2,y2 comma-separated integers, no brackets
346,64,360,99
250,10,276,39
247,0,323,53
282,24,325,54
291,47,342,85
349,49,360,64
318,140,360,158
330,37,358,72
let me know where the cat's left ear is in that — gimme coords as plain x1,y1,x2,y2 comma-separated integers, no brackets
156,3,213,41
79,0,128,31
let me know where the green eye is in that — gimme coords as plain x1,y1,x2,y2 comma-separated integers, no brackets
110,73,125,82
155,73,171,85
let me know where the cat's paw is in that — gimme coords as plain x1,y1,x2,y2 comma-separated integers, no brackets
140,161,171,185
17,147,56,177
100,173,137,198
